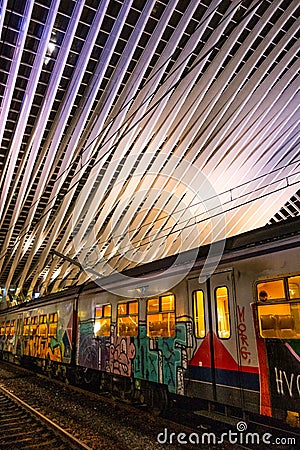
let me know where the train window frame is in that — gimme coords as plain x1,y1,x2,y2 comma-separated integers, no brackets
256,279,285,303
5,320,10,336
10,319,16,336
48,312,58,337
288,275,300,300
193,290,206,338
117,300,138,337
23,317,30,337
31,316,38,335
256,274,300,339
214,286,231,339
38,314,48,338
147,294,175,338
94,304,111,337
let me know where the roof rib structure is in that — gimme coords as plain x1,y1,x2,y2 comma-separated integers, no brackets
0,0,299,303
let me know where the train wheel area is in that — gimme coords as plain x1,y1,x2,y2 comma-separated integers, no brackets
0,362,300,450
0,359,251,450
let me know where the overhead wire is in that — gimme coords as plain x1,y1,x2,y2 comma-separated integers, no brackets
72,163,300,268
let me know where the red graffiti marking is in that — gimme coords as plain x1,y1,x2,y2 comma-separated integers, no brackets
237,305,251,363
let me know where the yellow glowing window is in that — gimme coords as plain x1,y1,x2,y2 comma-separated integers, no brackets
215,286,230,339
39,315,47,337
10,320,15,336
257,274,300,339
147,294,175,338
193,290,205,338
117,301,138,337
23,317,30,336
95,304,111,337
5,321,10,335
0,322,5,335
288,276,300,300
49,313,58,337
257,301,300,339
31,316,38,335
257,280,285,302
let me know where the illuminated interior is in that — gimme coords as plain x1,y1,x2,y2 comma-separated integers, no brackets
94,304,111,337
257,275,300,339
215,286,231,339
147,294,175,338
193,290,205,338
48,312,58,337
117,301,138,337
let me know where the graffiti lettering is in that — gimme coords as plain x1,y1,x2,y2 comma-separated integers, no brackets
275,367,300,398
134,318,195,395
237,305,251,363
109,325,136,377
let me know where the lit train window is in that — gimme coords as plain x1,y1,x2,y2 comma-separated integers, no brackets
256,275,300,339
117,301,138,337
95,304,111,337
31,316,38,335
10,320,15,335
147,294,175,338
0,322,4,335
288,276,300,299
257,304,300,339
257,280,285,302
215,287,231,339
5,321,10,335
193,290,205,338
23,318,30,336
48,313,58,337
39,315,47,338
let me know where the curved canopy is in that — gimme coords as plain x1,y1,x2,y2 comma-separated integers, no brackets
0,0,299,302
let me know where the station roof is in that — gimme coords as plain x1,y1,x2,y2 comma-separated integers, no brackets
0,0,299,302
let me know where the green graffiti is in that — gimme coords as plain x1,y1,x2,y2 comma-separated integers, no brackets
134,321,192,394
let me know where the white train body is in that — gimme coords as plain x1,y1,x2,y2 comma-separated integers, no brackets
0,219,299,425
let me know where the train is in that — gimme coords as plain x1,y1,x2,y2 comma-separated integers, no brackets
0,217,300,428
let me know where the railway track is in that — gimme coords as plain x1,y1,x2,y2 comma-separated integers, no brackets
0,385,91,450
0,360,298,450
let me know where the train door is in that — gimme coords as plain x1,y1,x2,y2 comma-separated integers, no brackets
209,269,243,408
187,269,243,408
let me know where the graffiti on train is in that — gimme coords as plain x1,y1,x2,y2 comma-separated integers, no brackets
78,317,195,393
134,317,195,394
237,305,252,364
109,325,136,376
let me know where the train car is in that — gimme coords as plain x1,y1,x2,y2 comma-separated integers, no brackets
0,217,299,427
0,288,77,379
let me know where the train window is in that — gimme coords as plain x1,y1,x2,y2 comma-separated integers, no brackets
257,275,300,339
147,294,175,338
117,301,138,336
257,280,285,302
49,313,58,337
258,303,300,339
288,276,300,299
95,304,111,337
10,320,15,335
5,321,10,335
23,317,30,336
0,322,4,335
31,316,38,335
215,286,231,339
39,315,47,338
193,290,205,338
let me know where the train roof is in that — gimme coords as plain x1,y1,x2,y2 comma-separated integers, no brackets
81,215,300,294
